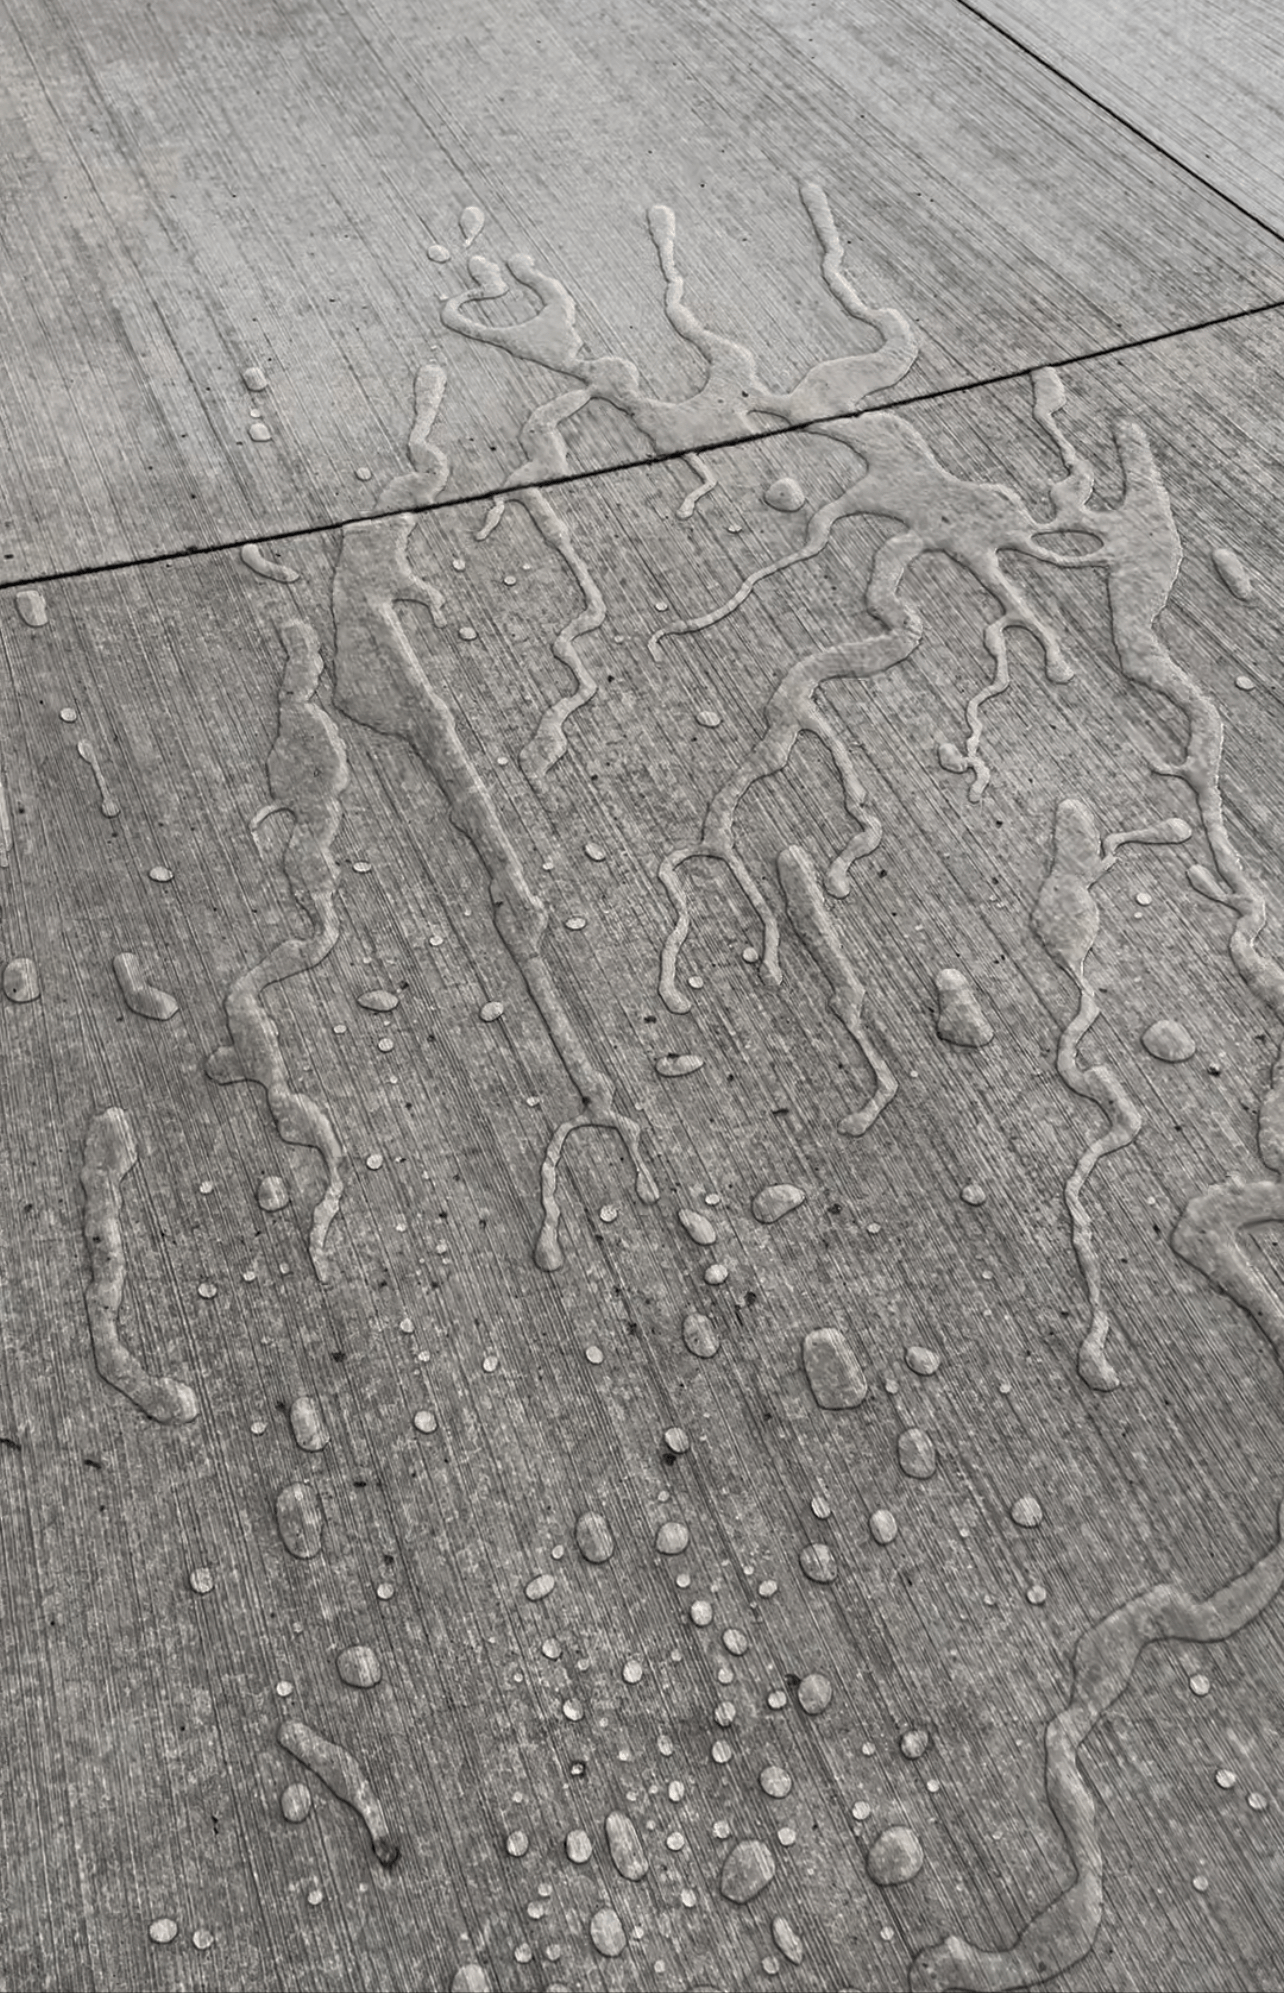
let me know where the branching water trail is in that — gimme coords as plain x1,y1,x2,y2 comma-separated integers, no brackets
1031,799,1192,1389
206,620,348,1281
776,844,897,1136
329,367,657,1269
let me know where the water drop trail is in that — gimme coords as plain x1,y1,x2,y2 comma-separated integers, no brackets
1031,798,1192,1389
776,844,896,1136
80,1108,198,1423
475,387,606,780
241,543,300,586
330,368,657,1269
77,738,119,818
277,1718,399,1866
911,1497,1284,1992
206,620,347,1281
113,952,178,1021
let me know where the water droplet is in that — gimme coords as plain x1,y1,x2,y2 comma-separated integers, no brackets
1026,1583,1048,1605
589,1907,626,1957
1215,1768,1237,1789
575,1513,614,1564
760,1764,792,1798
713,1700,736,1728
722,1627,748,1656
357,988,399,1012
192,1929,215,1951
275,1482,324,1560
867,1825,923,1886
506,1830,529,1856
1248,1791,1269,1811
412,1409,438,1437
678,1208,718,1246
3,958,39,1003
459,626,478,642
59,707,77,723
906,1345,941,1375
899,1728,930,1760
289,1397,329,1453
802,1327,868,1408
197,1281,218,1300
257,1175,289,1212
752,1183,806,1224
622,1659,643,1685
960,1182,986,1206
281,1782,312,1822
1011,1495,1043,1528
248,420,272,442
772,1915,805,1964
799,1543,837,1584
583,1345,604,1365
695,708,723,728
188,1567,214,1595
242,365,268,393
655,1521,690,1555
606,1810,648,1879
869,1509,898,1545
1190,1673,1212,1696
703,1262,729,1286
148,865,174,883
682,1309,720,1358
479,1000,504,1022
897,1429,937,1480
1141,1017,1197,1063
720,1839,776,1902
762,476,806,513
565,1827,592,1863
365,1152,384,1171
148,1919,178,1945
337,1645,382,1688
584,841,607,863
525,1573,556,1601
797,1673,833,1716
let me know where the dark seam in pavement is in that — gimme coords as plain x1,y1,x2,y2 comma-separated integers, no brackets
953,0,1284,252
6,296,1284,594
